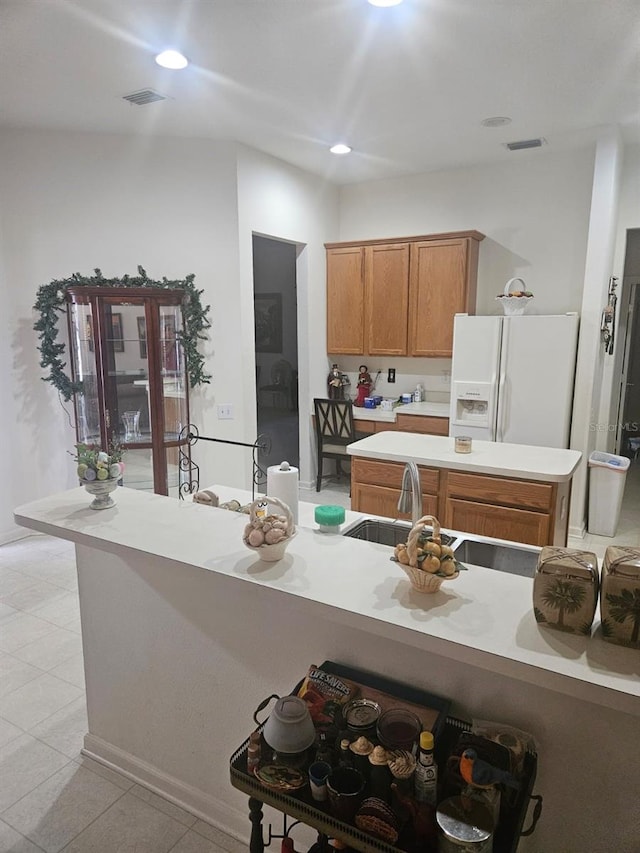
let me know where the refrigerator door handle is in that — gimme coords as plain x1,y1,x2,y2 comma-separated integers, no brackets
496,316,509,443
496,370,507,442
488,371,499,437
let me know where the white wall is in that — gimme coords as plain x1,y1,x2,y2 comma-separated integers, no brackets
236,146,340,488
0,128,240,541
338,147,595,315
569,131,623,534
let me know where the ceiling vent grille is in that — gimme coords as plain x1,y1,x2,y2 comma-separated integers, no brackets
504,137,547,151
122,89,167,106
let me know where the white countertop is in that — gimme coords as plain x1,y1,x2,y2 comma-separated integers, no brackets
348,432,582,482
395,401,450,418
324,401,450,424
14,485,637,716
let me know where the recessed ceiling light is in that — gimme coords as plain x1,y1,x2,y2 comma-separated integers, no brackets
481,116,512,128
155,50,189,70
368,0,403,6
330,143,352,155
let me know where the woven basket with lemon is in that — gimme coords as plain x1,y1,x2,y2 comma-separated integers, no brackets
392,515,466,593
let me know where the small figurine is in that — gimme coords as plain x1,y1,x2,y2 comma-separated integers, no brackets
355,364,372,407
459,749,519,790
328,364,344,400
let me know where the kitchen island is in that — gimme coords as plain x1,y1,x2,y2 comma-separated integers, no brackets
348,432,582,546
13,486,639,852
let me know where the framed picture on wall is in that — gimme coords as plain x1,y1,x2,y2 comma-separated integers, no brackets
87,313,124,353
137,316,147,359
254,293,283,353
110,313,124,353
161,314,179,372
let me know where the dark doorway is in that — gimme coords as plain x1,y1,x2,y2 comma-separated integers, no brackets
253,236,299,484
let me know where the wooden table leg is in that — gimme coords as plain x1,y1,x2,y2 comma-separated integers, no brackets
248,797,264,853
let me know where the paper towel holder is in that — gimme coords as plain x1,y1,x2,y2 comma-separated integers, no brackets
178,424,271,501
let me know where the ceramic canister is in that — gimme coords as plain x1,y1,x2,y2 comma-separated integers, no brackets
533,547,599,635
600,546,640,648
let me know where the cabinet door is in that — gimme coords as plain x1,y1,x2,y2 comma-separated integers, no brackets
353,418,376,435
394,414,450,436
327,247,365,354
444,498,550,546
351,483,438,520
352,458,439,493
409,238,477,357
446,472,553,511
365,243,410,355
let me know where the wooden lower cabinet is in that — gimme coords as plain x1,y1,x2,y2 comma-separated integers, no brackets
351,458,439,521
351,483,438,522
353,416,449,436
443,498,550,546
395,414,449,435
351,457,568,546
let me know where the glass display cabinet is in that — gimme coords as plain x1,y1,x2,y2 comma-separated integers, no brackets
66,287,191,497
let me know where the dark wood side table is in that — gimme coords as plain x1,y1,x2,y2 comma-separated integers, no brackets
229,661,539,853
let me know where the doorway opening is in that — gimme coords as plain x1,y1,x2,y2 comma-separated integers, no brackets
615,229,640,459
253,235,299,482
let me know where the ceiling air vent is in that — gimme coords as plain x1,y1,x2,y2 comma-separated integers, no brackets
122,89,167,106
504,137,547,151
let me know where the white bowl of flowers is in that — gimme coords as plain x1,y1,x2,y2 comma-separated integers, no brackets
74,443,124,510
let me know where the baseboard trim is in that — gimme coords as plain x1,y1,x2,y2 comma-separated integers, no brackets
82,734,248,843
0,529,45,547
568,520,586,539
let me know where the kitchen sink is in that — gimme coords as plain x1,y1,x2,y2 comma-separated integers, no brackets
343,519,539,577
452,539,539,577
343,519,456,548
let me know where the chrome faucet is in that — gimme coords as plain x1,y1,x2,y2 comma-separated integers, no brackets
398,461,422,526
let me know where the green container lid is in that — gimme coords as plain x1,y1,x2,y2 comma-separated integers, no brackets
314,505,346,526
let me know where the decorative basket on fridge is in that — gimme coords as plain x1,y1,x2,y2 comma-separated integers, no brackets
495,278,534,316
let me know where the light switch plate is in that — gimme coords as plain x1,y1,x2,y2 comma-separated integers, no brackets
388,368,396,383
217,404,233,419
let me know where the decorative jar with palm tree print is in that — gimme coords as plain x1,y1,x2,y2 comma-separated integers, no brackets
600,547,640,648
533,547,599,635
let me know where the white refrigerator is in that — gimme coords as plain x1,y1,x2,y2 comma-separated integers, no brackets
448,313,580,448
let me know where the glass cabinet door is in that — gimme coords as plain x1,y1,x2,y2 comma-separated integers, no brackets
66,287,191,497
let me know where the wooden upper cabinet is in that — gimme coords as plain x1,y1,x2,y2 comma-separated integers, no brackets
365,243,410,355
409,237,480,357
327,246,365,354
326,231,484,357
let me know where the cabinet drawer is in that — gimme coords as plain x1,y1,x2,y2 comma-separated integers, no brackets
352,457,439,493
352,483,438,520
446,471,554,511
395,414,449,436
353,419,377,435
444,499,550,546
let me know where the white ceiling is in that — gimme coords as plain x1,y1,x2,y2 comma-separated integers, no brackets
1,0,638,184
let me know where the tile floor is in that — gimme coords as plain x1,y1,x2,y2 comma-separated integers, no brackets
1,468,637,851
0,535,249,853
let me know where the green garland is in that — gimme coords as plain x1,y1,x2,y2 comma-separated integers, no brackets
33,266,212,401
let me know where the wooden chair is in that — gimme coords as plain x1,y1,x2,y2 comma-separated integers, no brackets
313,398,358,492
260,359,293,409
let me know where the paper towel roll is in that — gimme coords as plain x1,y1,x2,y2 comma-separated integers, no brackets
267,461,299,523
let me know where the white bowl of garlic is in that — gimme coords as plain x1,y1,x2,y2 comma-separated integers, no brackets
242,495,297,562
